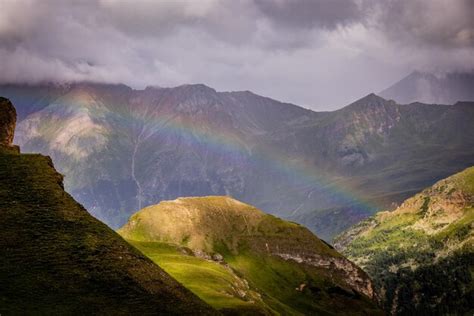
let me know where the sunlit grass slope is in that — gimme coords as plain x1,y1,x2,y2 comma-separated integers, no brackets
119,196,382,315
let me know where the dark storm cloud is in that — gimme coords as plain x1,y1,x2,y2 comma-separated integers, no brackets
98,0,363,42
0,0,472,110
99,1,258,41
254,0,363,29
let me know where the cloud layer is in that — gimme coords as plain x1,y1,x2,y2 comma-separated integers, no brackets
0,0,472,109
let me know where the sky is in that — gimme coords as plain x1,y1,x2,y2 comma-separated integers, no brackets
0,0,472,110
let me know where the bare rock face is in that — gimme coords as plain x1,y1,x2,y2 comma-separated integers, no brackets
0,97,19,153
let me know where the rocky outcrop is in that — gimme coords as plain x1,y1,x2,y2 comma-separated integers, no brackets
0,97,19,153
274,252,375,299
0,97,16,146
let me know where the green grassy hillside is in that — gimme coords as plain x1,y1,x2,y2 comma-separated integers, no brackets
335,167,474,315
127,240,273,315
0,152,216,314
119,196,382,315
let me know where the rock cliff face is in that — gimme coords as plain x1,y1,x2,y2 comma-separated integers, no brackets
119,196,382,315
0,98,216,315
336,167,474,315
0,97,19,153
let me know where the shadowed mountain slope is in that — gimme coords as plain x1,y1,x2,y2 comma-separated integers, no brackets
0,98,216,315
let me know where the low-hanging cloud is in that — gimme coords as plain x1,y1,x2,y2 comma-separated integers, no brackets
0,0,472,110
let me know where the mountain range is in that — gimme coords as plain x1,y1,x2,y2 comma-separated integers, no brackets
1,78,474,240
335,166,474,315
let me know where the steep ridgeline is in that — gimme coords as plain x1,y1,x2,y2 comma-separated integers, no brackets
2,83,474,240
118,196,382,315
380,71,474,105
0,98,216,314
335,167,474,315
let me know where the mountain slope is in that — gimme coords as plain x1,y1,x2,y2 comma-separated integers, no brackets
0,98,216,315
2,82,474,240
335,167,474,315
380,71,474,104
292,94,474,239
118,196,382,315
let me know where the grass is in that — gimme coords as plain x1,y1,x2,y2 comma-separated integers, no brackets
434,208,474,242
129,240,382,316
224,251,321,315
120,196,383,315
128,240,269,312
0,153,216,315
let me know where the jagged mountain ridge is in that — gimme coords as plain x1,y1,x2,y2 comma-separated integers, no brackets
335,167,474,315
118,196,382,315
2,82,474,240
0,98,216,315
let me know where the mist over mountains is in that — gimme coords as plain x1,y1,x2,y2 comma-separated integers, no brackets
2,74,473,240
380,71,474,105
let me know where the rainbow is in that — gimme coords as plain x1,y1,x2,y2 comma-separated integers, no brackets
26,87,378,217
115,99,376,217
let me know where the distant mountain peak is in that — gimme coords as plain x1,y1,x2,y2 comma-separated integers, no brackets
345,93,394,109
380,70,474,104
175,83,217,94
364,92,384,101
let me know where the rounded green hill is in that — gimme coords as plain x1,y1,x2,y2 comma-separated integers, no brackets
119,196,382,315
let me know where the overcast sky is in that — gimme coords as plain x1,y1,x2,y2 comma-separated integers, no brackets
0,0,472,110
